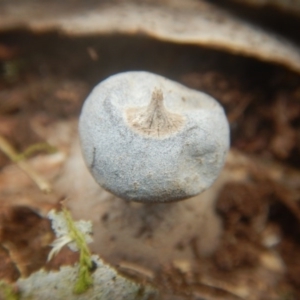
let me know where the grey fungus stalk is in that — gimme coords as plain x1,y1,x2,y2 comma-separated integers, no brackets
79,71,230,202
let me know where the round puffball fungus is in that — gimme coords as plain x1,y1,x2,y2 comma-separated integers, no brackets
79,71,229,202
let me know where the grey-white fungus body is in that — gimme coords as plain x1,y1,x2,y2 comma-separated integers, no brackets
79,71,229,202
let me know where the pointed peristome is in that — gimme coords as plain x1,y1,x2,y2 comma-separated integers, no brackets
126,88,184,138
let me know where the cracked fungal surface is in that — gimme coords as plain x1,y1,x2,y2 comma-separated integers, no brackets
79,71,229,202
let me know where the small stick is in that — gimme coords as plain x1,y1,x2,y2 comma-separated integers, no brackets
0,135,52,193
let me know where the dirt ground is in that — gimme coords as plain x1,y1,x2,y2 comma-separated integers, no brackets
0,30,300,299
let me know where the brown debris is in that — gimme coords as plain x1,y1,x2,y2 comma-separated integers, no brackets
230,0,300,15
0,44,18,60
216,182,268,232
0,245,20,282
214,240,259,271
0,205,54,277
279,239,300,290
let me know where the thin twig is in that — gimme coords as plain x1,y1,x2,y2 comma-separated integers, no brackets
0,135,52,193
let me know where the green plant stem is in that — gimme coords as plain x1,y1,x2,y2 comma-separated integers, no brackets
0,281,20,300
63,208,93,294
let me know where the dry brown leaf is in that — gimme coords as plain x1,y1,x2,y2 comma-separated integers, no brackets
0,0,300,72
231,0,300,15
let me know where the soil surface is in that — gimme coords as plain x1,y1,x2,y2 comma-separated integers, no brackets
0,31,300,299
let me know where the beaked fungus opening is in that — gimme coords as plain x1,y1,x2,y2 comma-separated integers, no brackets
126,88,185,138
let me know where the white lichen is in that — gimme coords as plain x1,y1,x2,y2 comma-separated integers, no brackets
8,209,157,299
48,209,93,260
16,255,157,300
